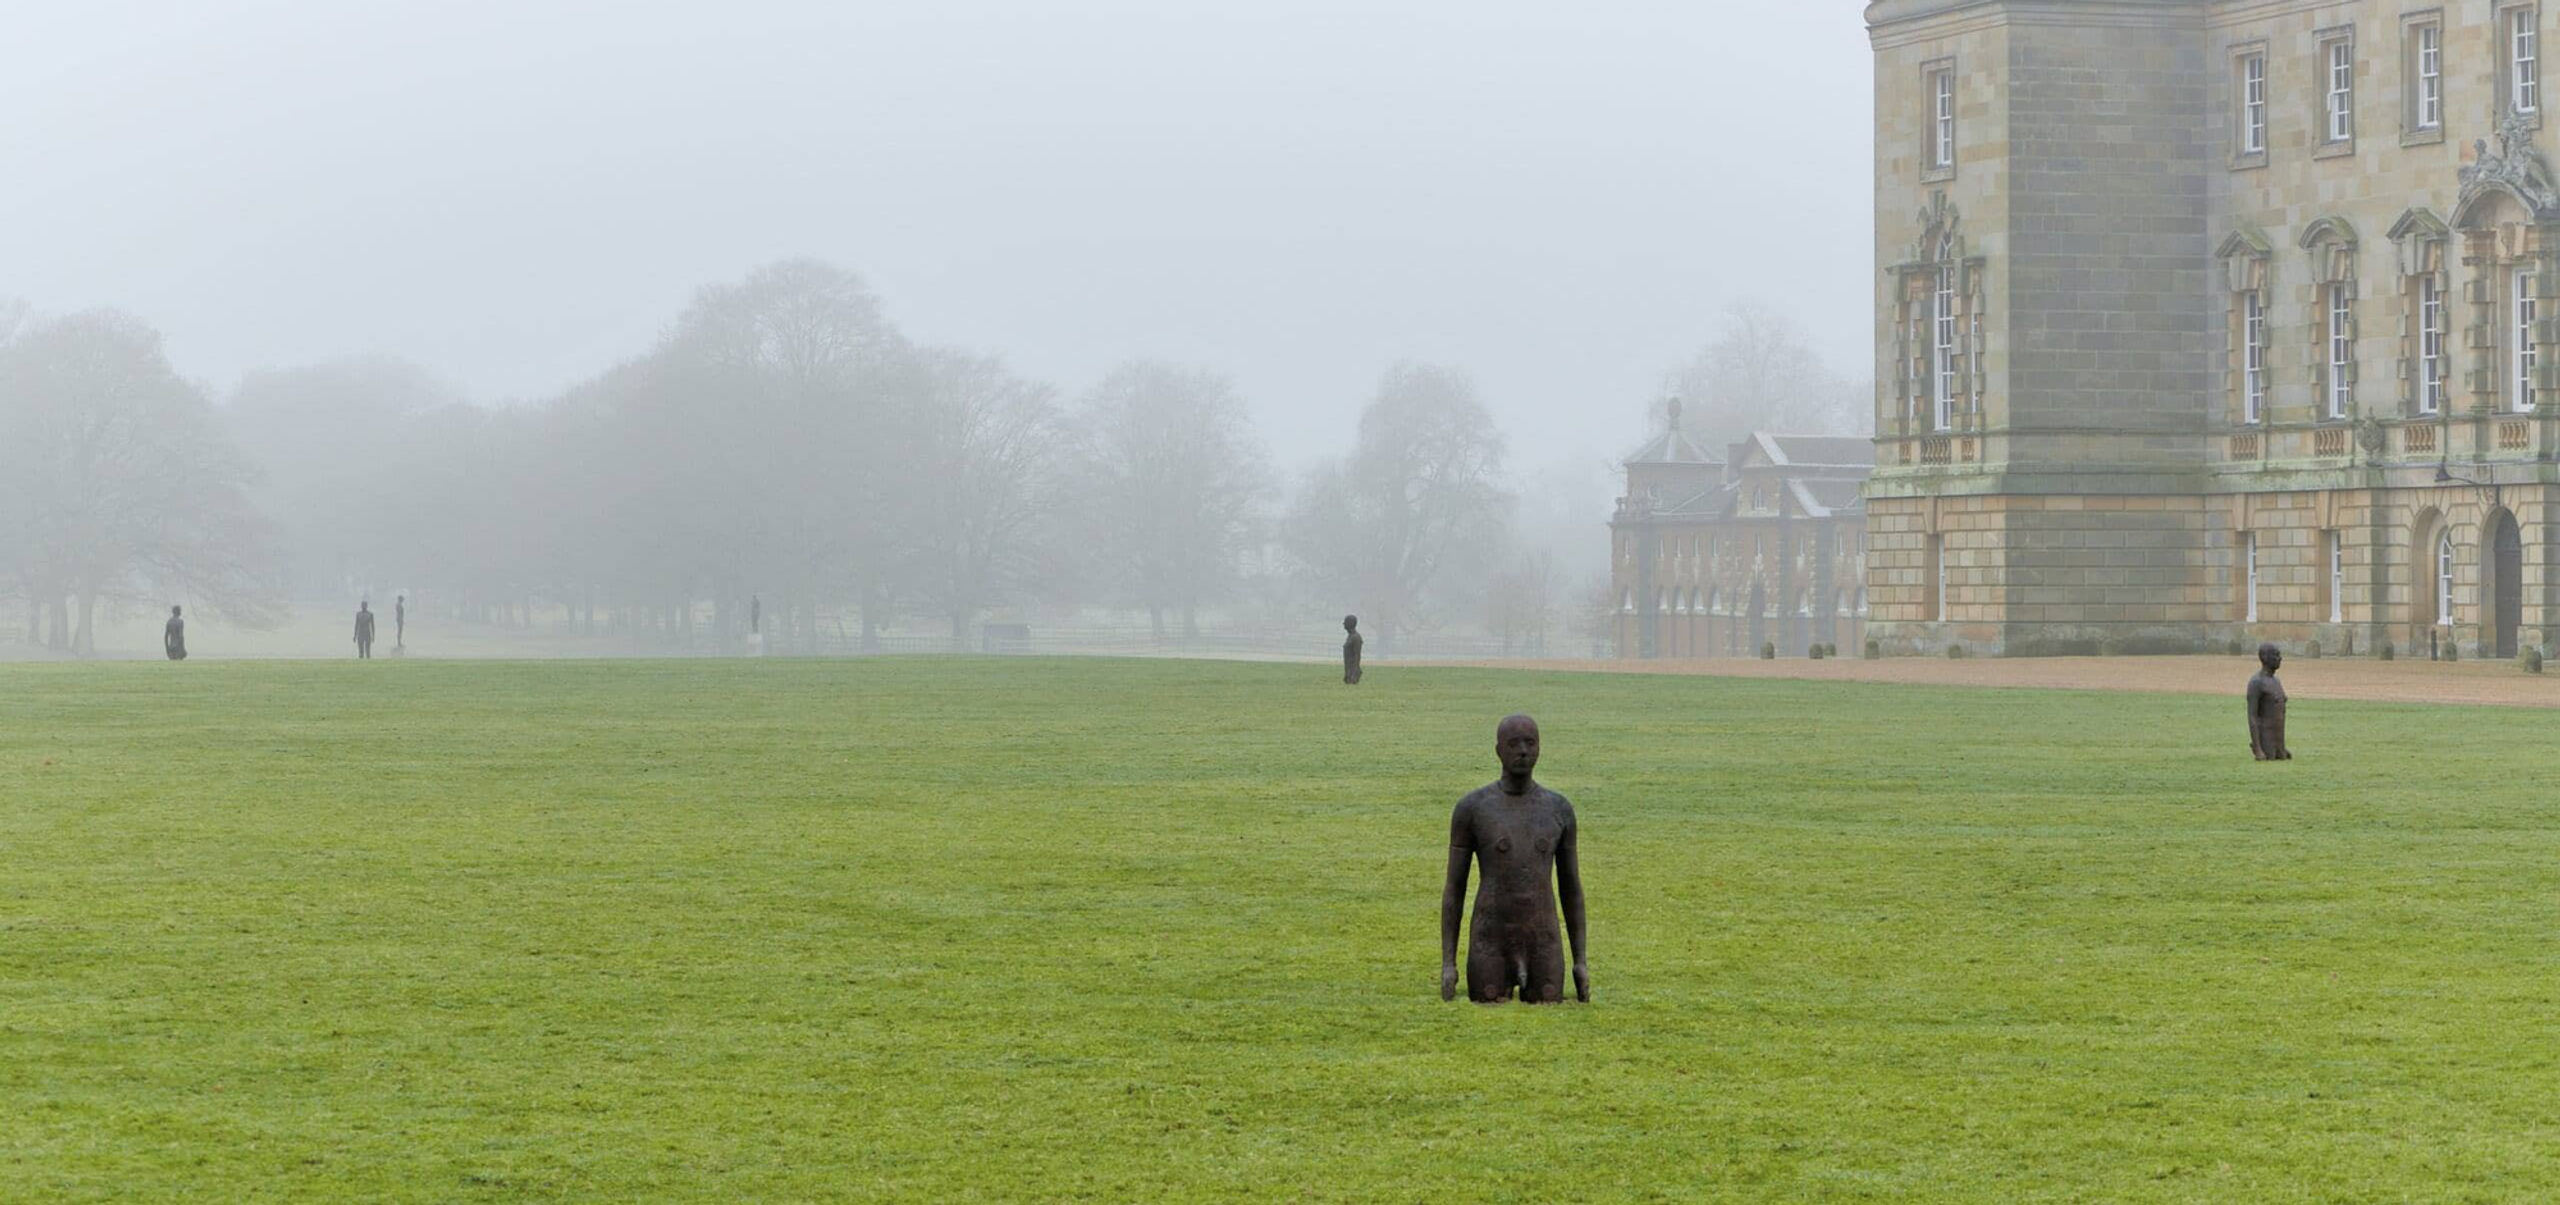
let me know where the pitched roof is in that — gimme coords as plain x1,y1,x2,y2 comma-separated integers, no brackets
1751,433,1875,469
1789,477,1869,519
1623,425,1722,466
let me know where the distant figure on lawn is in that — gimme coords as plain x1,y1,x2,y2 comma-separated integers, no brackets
394,595,406,650
163,606,186,661
2247,642,2291,761
1342,615,1363,685
354,601,376,660
1441,714,1588,1004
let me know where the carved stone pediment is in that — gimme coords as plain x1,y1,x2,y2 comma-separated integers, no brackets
2457,110,2560,225
1899,190,1964,267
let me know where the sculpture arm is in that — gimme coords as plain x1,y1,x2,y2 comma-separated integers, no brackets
1441,802,1473,1000
1556,804,1588,1002
2245,679,2266,755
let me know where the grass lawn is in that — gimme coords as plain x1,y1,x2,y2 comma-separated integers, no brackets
3,657,2557,1201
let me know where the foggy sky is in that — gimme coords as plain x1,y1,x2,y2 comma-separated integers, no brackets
2,0,1872,471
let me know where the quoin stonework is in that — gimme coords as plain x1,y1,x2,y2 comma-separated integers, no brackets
1608,407,1874,659
1868,0,2560,658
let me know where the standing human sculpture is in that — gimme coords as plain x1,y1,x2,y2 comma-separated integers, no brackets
163,606,187,661
1342,615,1363,685
1440,714,1588,1003
354,601,376,660
2246,642,2291,760
394,595,406,651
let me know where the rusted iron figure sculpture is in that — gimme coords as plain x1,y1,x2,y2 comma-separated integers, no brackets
1342,615,1363,685
1441,714,1588,1003
2247,642,2291,761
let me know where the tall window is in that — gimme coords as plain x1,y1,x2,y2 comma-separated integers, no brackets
1931,68,1956,170
1931,535,1947,622
2244,290,2268,422
2518,9,2543,115
2326,37,2356,143
2416,23,2437,130
2244,534,2260,623
2517,271,2539,413
1933,264,1957,430
2420,276,2446,414
2327,285,2353,419
2242,53,2269,153
2438,530,2456,627
2328,531,2345,623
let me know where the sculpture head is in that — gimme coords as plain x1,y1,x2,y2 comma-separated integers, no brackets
1495,714,1540,787
2259,642,2282,673
360,600,370,613
170,605,181,617
1343,614,1358,632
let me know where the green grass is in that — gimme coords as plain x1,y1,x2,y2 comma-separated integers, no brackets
3,657,2557,1201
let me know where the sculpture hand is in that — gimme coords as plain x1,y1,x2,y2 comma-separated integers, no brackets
1572,961,1590,1003
1440,963,1458,1002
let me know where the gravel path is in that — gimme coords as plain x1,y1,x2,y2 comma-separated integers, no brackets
1438,654,2560,708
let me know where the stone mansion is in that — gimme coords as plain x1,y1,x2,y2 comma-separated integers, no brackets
1865,0,2560,658
1608,414,1874,659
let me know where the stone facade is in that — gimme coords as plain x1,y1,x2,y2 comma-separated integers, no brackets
1868,0,2560,658
1609,421,1873,659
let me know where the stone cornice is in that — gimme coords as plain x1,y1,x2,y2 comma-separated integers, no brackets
1869,0,2208,49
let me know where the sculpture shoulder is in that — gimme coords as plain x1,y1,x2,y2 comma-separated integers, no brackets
1544,788,1576,824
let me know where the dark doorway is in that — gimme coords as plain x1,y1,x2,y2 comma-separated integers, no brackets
2492,510,2523,659
1747,582,1767,656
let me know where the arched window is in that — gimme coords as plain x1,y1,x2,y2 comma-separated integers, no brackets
1707,587,1720,614
1856,588,1869,615
2438,530,2456,626
1835,591,1849,616
1620,589,1633,614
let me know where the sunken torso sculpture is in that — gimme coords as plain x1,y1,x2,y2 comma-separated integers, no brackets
2247,643,2291,761
1342,615,1363,685
1441,714,1588,1003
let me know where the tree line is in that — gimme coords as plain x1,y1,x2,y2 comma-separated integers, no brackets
0,260,1857,655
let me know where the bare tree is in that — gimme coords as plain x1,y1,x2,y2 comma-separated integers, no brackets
224,354,462,597
904,349,1065,645
1659,302,1865,447
1069,361,1272,639
1485,549,1562,656
0,310,281,651
1285,362,1511,648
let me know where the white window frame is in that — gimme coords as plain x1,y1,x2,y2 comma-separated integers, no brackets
1932,67,1957,170
2518,8,2543,116
2438,530,2456,626
1933,264,1957,430
2327,284,2353,419
2418,23,2445,130
2245,533,2260,623
2326,37,2356,144
2519,270,2540,413
2244,290,2268,422
2328,532,2345,623
2421,275,2446,414
2242,53,2269,153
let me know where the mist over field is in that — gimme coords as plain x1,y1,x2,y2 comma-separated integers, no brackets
0,1,1873,661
